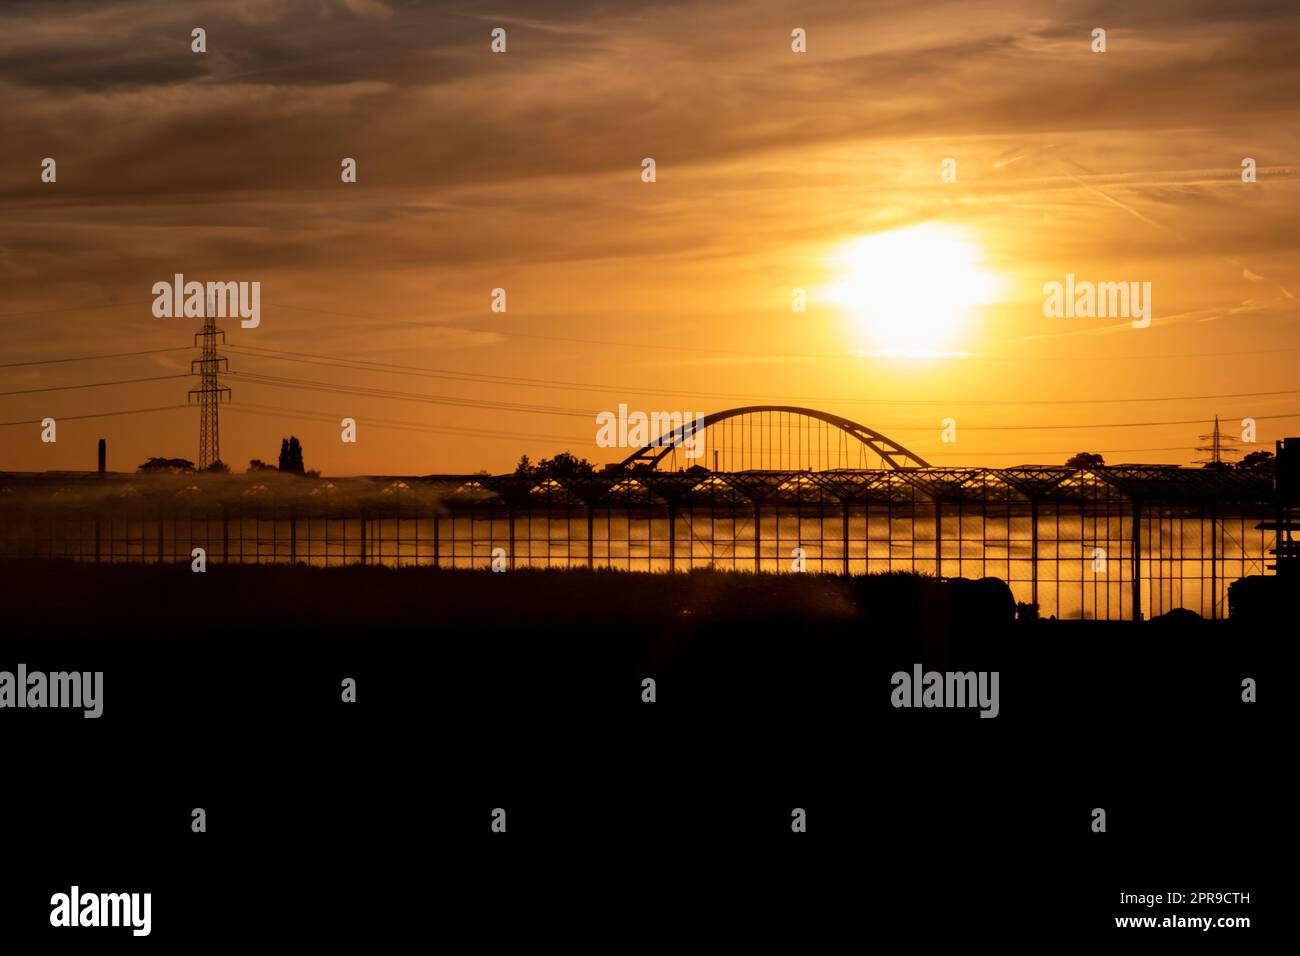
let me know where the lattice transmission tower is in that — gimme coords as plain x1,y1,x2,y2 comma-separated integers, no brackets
189,293,231,469
1195,415,1240,468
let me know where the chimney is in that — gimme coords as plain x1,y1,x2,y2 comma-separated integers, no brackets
97,438,106,477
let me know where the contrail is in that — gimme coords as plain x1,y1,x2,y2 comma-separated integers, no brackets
998,145,1300,306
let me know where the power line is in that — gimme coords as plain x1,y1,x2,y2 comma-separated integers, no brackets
0,404,190,428
226,343,1300,408
227,405,1211,461
0,347,190,369
0,373,190,397
225,404,1222,463
228,370,1300,433
227,404,1282,466
227,402,584,444
2,333,1297,455
7,300,1300,366
271,302,1300,365
934,412,1300,432
939,445,1200,457
0,302,118,320
0,390,1277,466
4,337,1297,413
228,370,595,418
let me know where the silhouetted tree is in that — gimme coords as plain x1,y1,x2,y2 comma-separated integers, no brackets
202,460,230,474
1065,451,1105,469
247,459,276,472
138,457,195,473
1237,449,1276,473
278,436,305,474
515,451,595,478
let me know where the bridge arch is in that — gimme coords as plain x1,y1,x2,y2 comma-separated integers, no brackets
616,405,931,471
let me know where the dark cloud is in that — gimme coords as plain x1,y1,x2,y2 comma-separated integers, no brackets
1,0,1297,315
0,0,672,91
1,0,1295,208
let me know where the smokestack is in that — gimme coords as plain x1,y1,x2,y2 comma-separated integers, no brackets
97,438,106,477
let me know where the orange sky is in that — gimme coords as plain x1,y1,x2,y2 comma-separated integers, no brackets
3,0,1299,475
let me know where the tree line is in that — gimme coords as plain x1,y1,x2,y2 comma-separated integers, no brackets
138,436,315,475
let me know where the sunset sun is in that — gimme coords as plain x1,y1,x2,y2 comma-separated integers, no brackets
823,223,1002,357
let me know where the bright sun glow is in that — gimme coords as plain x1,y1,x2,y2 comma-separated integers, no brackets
823,223,1002,357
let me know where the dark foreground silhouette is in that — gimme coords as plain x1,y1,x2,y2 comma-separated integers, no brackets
0,560,1274,944
0,559,1261,718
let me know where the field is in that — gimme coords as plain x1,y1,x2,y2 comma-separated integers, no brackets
2,560,1274,939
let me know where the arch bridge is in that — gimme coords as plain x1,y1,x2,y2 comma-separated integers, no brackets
615,405,931,472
